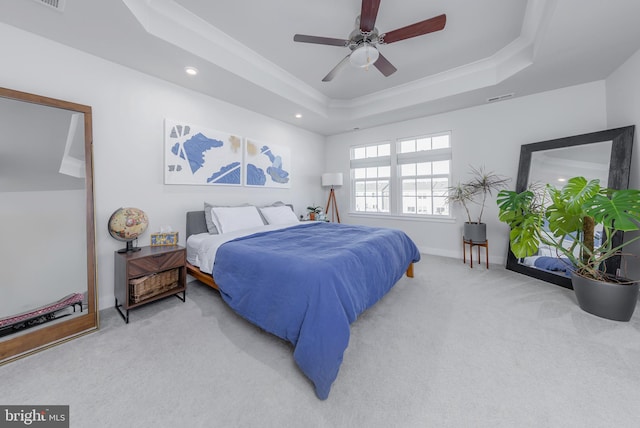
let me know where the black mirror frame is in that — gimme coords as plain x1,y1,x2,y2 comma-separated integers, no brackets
506,126,635,289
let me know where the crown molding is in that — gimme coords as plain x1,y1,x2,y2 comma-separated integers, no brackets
124,0,553,122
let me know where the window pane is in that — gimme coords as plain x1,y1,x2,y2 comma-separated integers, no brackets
354,168,366,179
379,196,390,212
355,196,366,211
402,179,416,195
401,164,416,176
416,162,431,175
354,147,366,159
379,166,390,177
378,180,390,195
365,181,377,194
433,160,450,175
432,135,449,149
366,167,378,178
354,181,365,195
432,177,449,196
403,197,416,213
400,139,415,153
433,196,449,215
366,145,377,158
417,178,431,196
417,196,431,215
416,137,431,151
378,144,390,156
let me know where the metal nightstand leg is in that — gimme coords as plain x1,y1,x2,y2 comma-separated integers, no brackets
174,289,186,302
114,298,129,324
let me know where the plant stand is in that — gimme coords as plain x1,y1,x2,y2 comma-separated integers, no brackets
463,238,488,269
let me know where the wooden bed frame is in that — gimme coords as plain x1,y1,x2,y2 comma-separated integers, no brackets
185,210,414,290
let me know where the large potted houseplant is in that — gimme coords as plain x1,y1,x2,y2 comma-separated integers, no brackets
497,176,640,321
447,166,509,243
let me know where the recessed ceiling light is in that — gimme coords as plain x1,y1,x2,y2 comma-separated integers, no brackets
184,66,198,76
295,113,302,119
558,177,566,182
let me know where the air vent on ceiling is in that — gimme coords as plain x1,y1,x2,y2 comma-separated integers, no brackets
32,0,65,12
487,93,514,103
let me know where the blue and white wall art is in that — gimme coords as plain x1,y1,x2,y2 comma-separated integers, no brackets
164,119,242,185
244,139,291,188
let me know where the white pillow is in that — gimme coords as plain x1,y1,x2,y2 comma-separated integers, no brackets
210,206,264,234
204,202,254,234
259,205,300,225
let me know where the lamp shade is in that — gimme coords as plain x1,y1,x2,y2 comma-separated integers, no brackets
322,172,343,187
349,43,379,68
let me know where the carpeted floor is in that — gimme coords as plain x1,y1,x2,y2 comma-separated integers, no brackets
1,255,639,427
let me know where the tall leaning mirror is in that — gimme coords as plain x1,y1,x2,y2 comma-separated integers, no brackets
0,87,98,364
506,126,635,289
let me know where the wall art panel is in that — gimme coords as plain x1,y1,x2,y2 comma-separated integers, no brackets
244,139,291,188
164,119,242,185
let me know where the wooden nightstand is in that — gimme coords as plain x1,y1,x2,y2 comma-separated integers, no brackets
114,245,186,323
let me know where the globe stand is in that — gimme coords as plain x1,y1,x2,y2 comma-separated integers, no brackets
117,240,141,254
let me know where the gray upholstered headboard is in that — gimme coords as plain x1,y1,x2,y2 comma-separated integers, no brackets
186,211,208,240
186,204,295,239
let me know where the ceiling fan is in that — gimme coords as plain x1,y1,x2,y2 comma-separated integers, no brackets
293,0,446,82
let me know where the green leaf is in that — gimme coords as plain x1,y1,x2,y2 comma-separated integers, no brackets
509,225,539,258
561,176,600,211
497,190,535,226
585,189,640,232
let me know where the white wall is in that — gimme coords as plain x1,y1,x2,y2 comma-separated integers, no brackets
606,47,640,280
325,82,608,264
0,23,326,310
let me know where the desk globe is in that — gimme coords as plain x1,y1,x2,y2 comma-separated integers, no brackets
108,207,148,253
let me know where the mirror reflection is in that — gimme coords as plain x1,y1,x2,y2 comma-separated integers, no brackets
517,141,612,278
0,88,97,361
506,126,634,288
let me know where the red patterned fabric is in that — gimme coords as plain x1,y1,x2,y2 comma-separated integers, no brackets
0,293,84,328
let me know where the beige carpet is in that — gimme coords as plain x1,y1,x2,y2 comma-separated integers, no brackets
1,255,639,427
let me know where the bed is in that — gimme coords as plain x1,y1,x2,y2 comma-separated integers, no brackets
185,205,420,399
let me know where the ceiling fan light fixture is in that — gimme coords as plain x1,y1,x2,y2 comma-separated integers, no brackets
349,43,379,68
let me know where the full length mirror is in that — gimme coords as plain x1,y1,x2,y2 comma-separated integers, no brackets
0,87,97,363
506,126,635,288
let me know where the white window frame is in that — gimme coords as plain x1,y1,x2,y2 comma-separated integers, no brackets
349,132,453,220
350,142,392,214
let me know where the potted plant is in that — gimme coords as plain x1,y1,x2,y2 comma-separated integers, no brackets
497,176,640,321
306,205,322,221
446,166,510,243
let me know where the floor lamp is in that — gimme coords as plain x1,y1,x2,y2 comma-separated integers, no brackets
322,172,343,223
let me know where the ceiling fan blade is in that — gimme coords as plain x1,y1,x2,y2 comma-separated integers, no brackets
381,14,446,44
373,53,397,77
294,34,349,47
322,55,351,82
360,0,381,33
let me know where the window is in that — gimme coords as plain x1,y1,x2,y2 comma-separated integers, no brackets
351,143,391,213
350,133,451,218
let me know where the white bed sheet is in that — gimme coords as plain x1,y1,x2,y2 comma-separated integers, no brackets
186,222,304,274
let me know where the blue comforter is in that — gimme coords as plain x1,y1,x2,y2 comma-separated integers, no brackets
212,222,420,399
